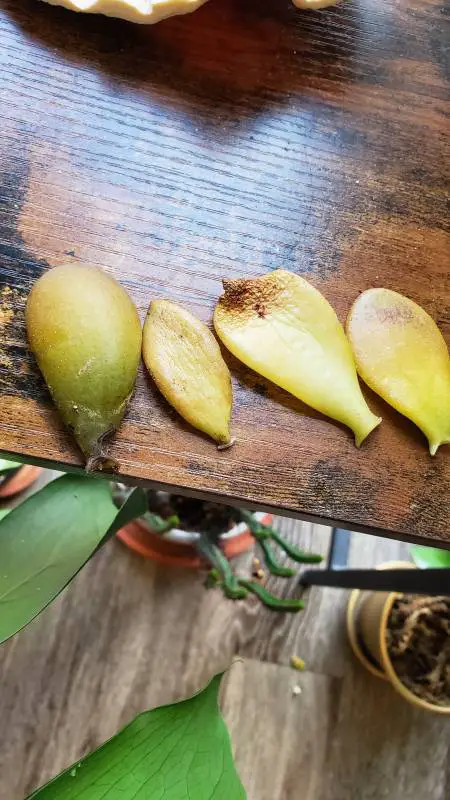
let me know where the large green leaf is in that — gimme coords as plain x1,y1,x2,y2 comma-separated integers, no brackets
411,545,450,569
0,475,147,644
0,457,21,472
29,674,246,799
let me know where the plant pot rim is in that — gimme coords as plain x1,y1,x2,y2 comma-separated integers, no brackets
0,465,42,499
117,511,272,568
346,560,414,680
378,593,450,715
347,561,450,714
150,512,268,546
346,587,387,680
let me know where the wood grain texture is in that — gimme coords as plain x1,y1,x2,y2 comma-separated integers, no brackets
0,0,449,544
223,660,340,800
0,505,448,799
318,658,450,800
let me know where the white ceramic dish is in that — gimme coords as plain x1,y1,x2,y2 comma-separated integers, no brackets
41,0,339,23
41,0,209,24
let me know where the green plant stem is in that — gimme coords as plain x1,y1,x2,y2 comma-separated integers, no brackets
197,534,248,600
258,539,296,577
204,568,221,589
143,512,180,534
239,509,322,564
239,579,304,612
270,530,323,563
239,509,271,540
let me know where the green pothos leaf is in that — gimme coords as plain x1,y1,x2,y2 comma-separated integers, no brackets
29,673,246,799
411,545,450,569
0,475,147,644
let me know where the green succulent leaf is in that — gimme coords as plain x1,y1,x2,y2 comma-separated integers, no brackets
0,458,21,473
28,673,246,799
411,545,450,569
0,475,147,644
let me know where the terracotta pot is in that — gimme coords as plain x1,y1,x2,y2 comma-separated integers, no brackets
117,512,272,569
0,466,43,499
346,561,450,714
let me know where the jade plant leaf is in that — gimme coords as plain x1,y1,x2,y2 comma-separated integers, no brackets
214,270,380,446
411,546,450,569
26,264,142,470
28,673,246,799
0,475,147,644
143,299,233,446
347,288,450,454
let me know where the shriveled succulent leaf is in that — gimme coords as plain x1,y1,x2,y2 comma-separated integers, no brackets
28,673,246,800
214,270,380,446
347,288,450,454
143,299,233,446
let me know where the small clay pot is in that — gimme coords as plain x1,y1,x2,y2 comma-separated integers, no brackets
0,466,43,499
117,512,273,569
346,561,450,714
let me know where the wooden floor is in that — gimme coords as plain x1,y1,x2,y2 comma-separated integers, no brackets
0,476,449,799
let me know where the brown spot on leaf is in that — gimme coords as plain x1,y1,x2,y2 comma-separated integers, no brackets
219,271,288,320
374,305,416,327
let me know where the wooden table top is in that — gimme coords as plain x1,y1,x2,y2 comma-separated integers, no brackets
0,0,448,545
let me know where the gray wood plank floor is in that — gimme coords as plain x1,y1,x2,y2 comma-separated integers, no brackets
0,475,448,799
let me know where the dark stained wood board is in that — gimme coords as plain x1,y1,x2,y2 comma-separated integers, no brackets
0,0,449,544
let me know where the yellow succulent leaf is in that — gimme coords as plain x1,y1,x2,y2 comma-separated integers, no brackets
347,288,450,455
143,299,233,446
292,0,340,8
214,270,380,446
26,264,142,469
